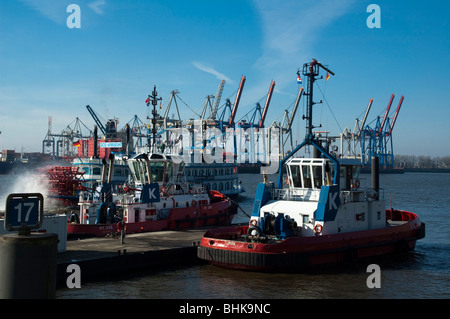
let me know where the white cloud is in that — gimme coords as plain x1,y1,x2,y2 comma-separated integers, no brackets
252,0,356,84
18,0,71,24
192,61,233,83
89,0,106,15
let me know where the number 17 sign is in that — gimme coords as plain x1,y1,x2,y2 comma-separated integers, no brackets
4,193,44,233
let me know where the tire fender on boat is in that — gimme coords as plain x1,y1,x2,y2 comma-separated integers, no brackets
247,225,262,240
69,213,80,224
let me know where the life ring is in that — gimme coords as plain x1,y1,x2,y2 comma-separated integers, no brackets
160,186,167,194
314,224,323,234
352,179,360,189
249,219,257,226
284,177,289,185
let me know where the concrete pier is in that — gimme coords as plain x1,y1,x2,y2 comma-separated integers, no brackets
56,229,207,288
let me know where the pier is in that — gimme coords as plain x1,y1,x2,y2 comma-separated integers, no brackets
57,229,207,288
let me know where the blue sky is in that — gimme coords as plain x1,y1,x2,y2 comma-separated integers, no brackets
0,0,449,156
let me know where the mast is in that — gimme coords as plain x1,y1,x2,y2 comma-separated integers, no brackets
277,59,338,188
303,59,335,142
147,85,162,153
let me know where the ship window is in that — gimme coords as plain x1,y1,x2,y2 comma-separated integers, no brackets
114,168,122,176
352,165,361,179
377,211,381,220
290,165,302,188
302,215,309,223
149,162,165,182
92,167,101,175
312,166,323,189
302,165,312,188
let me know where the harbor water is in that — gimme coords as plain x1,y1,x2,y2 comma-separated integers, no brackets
1,172,449,299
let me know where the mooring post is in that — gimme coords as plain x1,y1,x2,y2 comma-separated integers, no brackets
0,233,58,299
0,193,58,299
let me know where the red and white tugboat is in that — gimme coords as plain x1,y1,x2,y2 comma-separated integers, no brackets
68,152,237,237
197,59,425,271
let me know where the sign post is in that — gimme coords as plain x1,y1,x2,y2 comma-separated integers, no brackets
4,193,44,235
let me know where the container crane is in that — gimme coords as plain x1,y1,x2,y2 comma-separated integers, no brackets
237,80,275,130
279,86,303,156
218,75,246,131
361,94,404,168
86,105,107,136
339,98,373,159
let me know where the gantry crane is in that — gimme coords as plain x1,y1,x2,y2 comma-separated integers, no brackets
361,94,404,168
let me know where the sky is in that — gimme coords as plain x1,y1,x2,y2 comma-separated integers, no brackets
0,0,449,157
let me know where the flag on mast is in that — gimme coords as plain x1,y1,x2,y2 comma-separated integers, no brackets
326,72,330,81
296,71,302,84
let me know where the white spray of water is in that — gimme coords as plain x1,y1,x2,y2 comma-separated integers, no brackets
0,172,51,211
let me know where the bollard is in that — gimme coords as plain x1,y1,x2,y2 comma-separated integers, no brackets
0,233,58,299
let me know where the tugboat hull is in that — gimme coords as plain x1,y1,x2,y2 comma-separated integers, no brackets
198,209,425,271
68,199,237,238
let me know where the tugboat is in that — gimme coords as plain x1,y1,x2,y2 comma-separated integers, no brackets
197,59,425,271
68,152,237,237
67,86,238,237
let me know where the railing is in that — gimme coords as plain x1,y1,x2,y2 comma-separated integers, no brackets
272,187,321,201
272,178,385,203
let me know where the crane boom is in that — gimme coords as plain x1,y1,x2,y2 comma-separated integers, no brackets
86,105,106,135
210,80,225,120
378,94,394,135
286,86,304,132
388,95,404,135
358,98,373,137
259,80,275,128
228,75,246,127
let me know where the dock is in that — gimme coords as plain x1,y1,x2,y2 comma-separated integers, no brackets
56,229,207,288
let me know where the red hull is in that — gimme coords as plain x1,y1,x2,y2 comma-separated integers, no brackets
68,200,237,237
198,209,425,271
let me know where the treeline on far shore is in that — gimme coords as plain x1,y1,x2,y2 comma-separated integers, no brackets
394,155,450,169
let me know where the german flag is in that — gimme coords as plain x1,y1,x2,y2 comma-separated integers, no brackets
73,140,81,147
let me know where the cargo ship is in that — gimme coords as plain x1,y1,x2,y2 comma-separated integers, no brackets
197,59,425,271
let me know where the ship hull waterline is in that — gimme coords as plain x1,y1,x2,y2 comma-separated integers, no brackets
68,200,236,238
198,209,425,271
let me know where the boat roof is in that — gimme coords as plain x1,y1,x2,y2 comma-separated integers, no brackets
286,156,361,166
129,152,183,163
